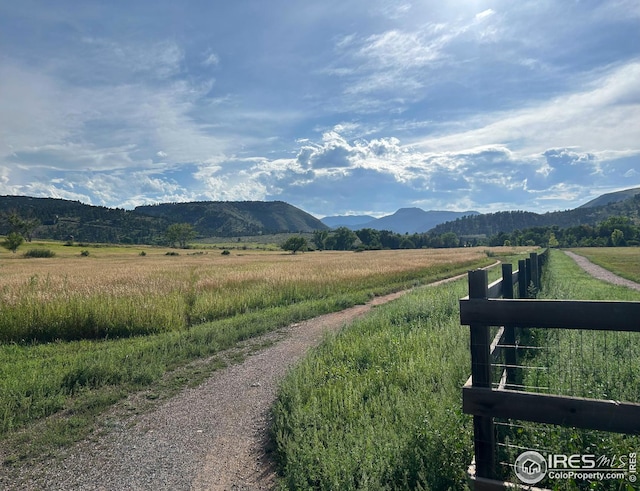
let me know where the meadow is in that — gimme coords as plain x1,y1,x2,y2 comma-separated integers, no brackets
0,242,497,343
0,242,505,463
271,249,640,490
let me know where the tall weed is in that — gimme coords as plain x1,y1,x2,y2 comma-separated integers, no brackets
272,280,476,490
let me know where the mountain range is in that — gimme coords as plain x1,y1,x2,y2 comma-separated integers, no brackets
321,208,480,234
1,187,639,245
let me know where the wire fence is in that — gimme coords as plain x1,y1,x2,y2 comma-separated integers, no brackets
491,328,640,402
491,327,640,488
461,254,640,490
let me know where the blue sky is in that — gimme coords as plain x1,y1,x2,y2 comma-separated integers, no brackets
1,1,639,218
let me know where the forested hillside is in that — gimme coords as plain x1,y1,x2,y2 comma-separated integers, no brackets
0,196,168,244
0,196,327,244
135,201,327,237
430,192,640,237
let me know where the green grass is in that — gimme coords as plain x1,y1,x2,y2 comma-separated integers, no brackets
271,279,475,490
546,249,640,301
271,250,640,490
570,247,640,284
0,299,360,464
0,256,494,466
270,262,511,490
497,250,640,490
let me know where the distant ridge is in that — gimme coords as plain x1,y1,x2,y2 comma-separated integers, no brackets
321,208,479,234
578,187,640,209
320,215,376,229
0,196,328,244
430,187,640,237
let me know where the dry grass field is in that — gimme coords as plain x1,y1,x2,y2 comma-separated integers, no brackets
0,242,526,461
0,243,516,342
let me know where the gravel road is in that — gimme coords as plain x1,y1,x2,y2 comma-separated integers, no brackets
1,273,469,491
564,250,640,292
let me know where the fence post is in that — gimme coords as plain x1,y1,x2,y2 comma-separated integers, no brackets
468,269,495,480
502,263,517,386
530,252,539,293
525,257,532,298
518,259,527,299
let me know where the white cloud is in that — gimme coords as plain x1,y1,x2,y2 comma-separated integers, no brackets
202,52,220,67
475,9,495,21
1,1,638,216
412,61,640,158
79,38,184,81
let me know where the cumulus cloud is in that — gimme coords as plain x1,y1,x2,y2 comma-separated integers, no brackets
1,1,638,217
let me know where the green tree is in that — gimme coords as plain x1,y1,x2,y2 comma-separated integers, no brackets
6,212,40,242
21,218,40,242
441,232,459,248
356,228,381,249
165,223,196,248
312,230,328,250
282,236,308,254
611,229,625,247
333,227,357,250
399,237,415,249
2,232,24,253
548,232,559,248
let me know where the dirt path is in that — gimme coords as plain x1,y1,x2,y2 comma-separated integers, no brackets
564,251,640,292
1,272,473,491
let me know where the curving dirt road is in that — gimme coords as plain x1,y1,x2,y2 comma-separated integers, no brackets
1,273,472,491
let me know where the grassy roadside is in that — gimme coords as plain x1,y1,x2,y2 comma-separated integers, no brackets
270,260,511,490
0,255,494,467
271,250,640,490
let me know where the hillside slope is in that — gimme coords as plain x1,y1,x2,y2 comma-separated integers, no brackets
0,196,328,244
134,201,327,236
0,196,168,244
578,187,640,208
430,190,640,236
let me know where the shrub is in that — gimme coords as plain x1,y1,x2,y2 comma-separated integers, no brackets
221,249,231,255
23,248,56,258
80,250,90,257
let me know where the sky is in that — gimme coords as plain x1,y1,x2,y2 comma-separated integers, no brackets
1,1,639,218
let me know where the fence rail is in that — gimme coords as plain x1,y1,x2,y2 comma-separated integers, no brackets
459,249,640,490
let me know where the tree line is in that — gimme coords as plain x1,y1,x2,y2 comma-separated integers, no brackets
485,216,640,248
282,216,639,253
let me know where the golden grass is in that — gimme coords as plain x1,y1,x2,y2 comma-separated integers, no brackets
0,247,509,299
0,244,529,342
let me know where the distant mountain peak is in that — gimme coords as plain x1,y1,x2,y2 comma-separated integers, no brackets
321,208,479,234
